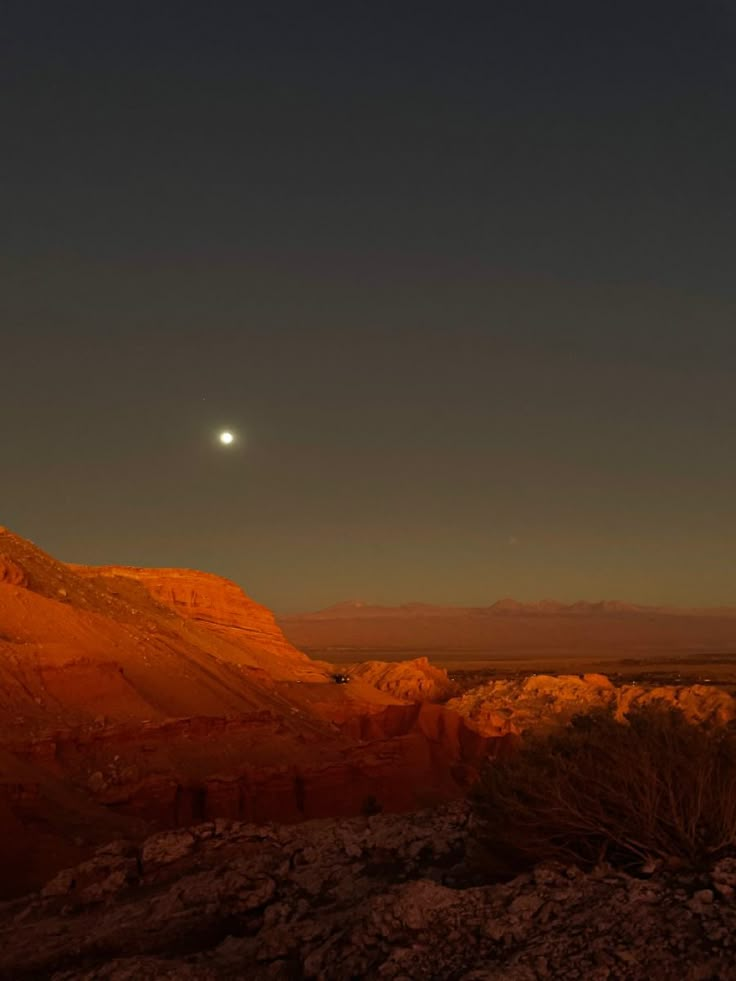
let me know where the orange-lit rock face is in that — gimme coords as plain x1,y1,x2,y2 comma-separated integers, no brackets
72,564,328,682
0,556,28,587
447,673,736,736
0,528,332,734
347,657,458,702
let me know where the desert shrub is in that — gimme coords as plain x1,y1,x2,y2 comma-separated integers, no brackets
472,705,736,871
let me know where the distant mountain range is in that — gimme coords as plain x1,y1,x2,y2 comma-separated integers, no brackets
278,598,736,659
282,598,736,621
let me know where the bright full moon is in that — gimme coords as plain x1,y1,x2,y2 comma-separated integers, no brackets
219,431,235,445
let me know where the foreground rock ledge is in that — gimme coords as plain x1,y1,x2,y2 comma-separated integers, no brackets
2,805,736,980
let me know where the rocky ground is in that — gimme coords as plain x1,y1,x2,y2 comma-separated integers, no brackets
3,803,736,980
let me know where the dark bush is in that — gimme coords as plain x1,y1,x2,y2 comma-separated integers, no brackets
472,706,736,871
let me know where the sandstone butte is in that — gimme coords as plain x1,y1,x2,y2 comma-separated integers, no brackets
0,527,500,897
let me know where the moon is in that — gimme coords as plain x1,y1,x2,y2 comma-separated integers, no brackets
218,431,235,446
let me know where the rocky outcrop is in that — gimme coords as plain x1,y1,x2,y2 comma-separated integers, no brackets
447,673,736,736
4,804,736,979
617,682,736,726
0,803,472,978
347,656,458,702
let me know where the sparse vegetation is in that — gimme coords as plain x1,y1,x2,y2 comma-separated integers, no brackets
472,706,736,871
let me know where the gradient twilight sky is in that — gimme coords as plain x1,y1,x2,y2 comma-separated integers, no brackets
2,2,735,611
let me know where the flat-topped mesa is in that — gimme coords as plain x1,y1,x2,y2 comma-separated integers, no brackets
0,528,302,668
0,528,334,733
77,565,278,634
71,564,323,681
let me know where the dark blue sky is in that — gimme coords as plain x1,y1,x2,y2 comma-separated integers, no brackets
2,1,735,609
